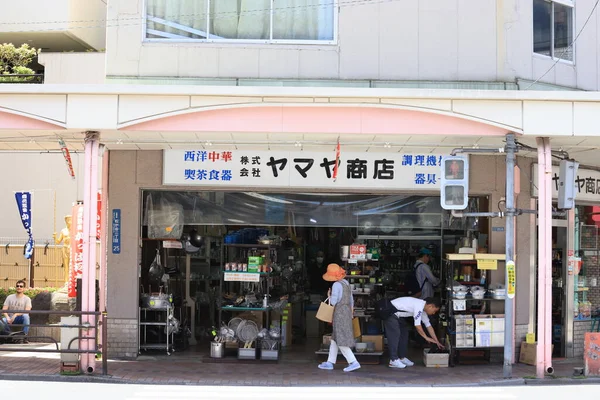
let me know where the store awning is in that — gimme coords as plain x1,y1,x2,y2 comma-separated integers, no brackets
1,84,600,167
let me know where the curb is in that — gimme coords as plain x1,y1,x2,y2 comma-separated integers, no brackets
2,373,600,387
524,377,600,386
0,373,129,385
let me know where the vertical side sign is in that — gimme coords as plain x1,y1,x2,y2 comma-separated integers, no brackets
506,261,516,299
112,209,121,254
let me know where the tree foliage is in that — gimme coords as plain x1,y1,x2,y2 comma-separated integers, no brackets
0,43,40,83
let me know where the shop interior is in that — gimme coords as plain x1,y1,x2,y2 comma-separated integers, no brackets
138,190,491,362
534,204,600,358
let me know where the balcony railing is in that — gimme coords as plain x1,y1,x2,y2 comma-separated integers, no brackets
0,74,44,84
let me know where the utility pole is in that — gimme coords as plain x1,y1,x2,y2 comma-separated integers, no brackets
503,133,517,378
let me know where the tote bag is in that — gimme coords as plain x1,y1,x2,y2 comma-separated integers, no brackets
316,297,334,323
352,317,361,338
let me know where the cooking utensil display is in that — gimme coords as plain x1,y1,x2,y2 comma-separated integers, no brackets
228,317,243,334
237,320,259,348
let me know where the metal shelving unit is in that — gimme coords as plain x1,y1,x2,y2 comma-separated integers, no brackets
217,242,277,332
445,253,506,367
139,306,174,356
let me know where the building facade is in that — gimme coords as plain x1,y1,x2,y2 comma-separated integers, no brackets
1,0,600,375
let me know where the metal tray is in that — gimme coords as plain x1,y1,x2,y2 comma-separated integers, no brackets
260,349,279,360
237,347,257,360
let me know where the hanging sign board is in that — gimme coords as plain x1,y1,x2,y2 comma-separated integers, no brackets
532,164,600,203
349,244,367,260
477,259,498,270
163,150,445,191
506,261,516,299
224,272,261,282
69,204,84,298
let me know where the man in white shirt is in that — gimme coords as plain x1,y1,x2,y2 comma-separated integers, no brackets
384,297,443,369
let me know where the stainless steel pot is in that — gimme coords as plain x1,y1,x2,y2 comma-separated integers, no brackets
211,341,224,358
140,293,170,309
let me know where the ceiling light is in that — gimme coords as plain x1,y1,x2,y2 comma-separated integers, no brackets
116,139,123,145
205,141,212,146
294,141,302,147
29,139,35,144
384,142,391,148
310,218,317,223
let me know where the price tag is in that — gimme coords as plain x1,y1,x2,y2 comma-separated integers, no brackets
507,261,516,299
453,300,466,311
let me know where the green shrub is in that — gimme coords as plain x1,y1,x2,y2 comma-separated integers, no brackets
0,286,58,307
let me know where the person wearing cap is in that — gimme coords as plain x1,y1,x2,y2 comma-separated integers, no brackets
414,248,440,300
317,263,361,372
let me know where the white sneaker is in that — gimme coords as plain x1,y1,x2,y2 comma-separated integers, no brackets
400,357,414,367
389,359,406,369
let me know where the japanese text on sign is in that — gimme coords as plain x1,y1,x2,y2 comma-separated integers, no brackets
68,205,84,298
164,150,445,190
112,209,121,254
532,164,600,203
224,272,261,283
506,261,516,299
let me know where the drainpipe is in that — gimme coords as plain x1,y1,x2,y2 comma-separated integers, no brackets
503,133,516,379
81,131,100,374
99,147,109,357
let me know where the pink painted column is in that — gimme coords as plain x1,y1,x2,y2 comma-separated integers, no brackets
81,132,99,373
536,137,547,378
543,139,553,374
536,137,552,378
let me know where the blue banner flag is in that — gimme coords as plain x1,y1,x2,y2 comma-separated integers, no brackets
15,192,34,259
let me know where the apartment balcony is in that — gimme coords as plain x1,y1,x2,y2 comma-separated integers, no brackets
0,0,106,52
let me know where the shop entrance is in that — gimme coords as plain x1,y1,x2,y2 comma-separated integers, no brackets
534,217,568,358
137,191,481,362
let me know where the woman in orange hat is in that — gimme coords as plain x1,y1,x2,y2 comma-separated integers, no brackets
317,263,361,372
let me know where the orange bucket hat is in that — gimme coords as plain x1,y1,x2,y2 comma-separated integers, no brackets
322,263,346,282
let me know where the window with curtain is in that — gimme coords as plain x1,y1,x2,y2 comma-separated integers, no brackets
533,0,573,62
146,0,336,42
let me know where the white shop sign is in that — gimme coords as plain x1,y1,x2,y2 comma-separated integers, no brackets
532,164,600,203
163,149,446,191
224,272,261,282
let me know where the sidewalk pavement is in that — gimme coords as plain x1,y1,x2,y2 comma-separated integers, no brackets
0,344,596,387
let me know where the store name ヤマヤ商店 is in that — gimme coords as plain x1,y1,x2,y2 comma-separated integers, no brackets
532,163,600,203
163,150,447,191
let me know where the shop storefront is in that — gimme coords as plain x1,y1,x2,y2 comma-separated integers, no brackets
106,148,535,364
532,164,600,358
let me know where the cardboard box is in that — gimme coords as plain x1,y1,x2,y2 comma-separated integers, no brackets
519,342,554,365
361,335,384,352
423,349,449,368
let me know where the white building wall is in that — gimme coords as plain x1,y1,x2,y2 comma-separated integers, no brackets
103,0,600,90
0,0,107,51
38,53,106,84
0,153,88,242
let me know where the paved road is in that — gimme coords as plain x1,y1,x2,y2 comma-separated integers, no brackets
3,379,599,399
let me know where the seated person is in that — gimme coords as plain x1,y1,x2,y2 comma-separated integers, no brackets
1,280,31,342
